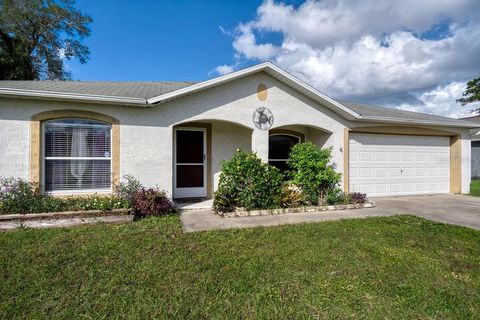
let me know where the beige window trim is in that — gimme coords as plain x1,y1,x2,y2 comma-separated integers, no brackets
30,110,120,191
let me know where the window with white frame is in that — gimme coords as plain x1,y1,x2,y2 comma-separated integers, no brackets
268,134,301,171
43,119,112,193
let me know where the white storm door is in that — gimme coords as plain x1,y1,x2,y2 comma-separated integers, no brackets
174,128,207,198
350,133,450,196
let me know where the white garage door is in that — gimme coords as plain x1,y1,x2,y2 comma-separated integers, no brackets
350,133,450,196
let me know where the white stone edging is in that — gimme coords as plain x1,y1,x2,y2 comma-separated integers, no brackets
219,201,375,218
0,208,132,222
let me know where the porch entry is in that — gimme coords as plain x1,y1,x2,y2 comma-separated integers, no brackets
174,128,207,198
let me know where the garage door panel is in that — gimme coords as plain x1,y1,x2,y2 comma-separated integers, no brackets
375,168,387,177
350,133,450,196
415,168,426,176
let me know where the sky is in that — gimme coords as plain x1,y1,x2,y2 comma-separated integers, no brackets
70,0,480,118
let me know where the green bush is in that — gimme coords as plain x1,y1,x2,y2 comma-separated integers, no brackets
288,142,342,205
324,188,344,205
114,174,143,207
213,150,284,213
0,177,130,214
323,189,368,205
0,178,45,214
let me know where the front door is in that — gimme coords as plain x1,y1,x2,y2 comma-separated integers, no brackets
174,128,207,198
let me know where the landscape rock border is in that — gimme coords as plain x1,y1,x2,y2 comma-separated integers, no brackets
0,208,132,222
219,201,376,218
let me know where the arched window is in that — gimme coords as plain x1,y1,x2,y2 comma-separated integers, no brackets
268,134,301,171
43,119,112,193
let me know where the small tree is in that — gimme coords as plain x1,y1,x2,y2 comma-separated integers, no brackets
288,142,341,205
457,77,480,114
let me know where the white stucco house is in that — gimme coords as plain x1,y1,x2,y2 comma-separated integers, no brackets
0,62,478,199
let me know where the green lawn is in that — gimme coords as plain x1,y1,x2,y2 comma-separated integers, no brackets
1,216,480,319
471,179,480,196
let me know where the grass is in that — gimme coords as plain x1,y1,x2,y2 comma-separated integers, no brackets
1,215,480,319
471,179,480,196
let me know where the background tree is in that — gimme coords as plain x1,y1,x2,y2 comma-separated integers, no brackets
0,30,35,79
0,0,92,80
457,77,480,114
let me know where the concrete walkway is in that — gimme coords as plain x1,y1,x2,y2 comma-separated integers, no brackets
180,194,480,232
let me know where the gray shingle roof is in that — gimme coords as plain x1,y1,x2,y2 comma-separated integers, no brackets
338,100,475,126
0,79,478,127
461,115,480,121
0,80,197,99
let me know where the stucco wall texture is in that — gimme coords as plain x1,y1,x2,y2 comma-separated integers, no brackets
0,72,473,196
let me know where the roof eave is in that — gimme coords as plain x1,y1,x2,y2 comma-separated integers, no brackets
0,88,147,106
146,62,361,120
357,115,480,128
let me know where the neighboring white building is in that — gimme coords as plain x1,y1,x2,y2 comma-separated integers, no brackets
0,62,478,198
462,115,480,179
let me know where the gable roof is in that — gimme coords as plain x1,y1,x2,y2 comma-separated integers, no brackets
0,62,479,128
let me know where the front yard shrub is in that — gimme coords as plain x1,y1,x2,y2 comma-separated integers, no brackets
323,188,344,205
66,195,130,211
213,149,283,213
323,189,368,205
132,188,176,217
280,182,305,208
0,177,130,214
348,192,368,204
0,175,176,217
114,174,143,206
288,143,342,205
0,177,44,214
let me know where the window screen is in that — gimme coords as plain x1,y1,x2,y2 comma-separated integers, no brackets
43,119,112,192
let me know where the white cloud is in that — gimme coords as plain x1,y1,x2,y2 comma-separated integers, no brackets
214,64,235,75
392,82,480,118
216,0,480,116
232,23,280,60
253,0,479,48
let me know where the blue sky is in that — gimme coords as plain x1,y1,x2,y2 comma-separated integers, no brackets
70,0,480,117
70,0,268,81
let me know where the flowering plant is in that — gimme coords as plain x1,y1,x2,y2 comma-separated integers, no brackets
132,187,176,217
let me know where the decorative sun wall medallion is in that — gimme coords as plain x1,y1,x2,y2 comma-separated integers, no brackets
253,107,274,130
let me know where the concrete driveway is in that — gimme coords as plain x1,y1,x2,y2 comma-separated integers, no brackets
180,194,480,232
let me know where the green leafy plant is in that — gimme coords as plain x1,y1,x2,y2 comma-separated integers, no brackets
323,189,368,205
0,177,130,214
114,174,143,207
288,143,342,205
323,188,345,205
0,177,44,214
213,149,284,213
